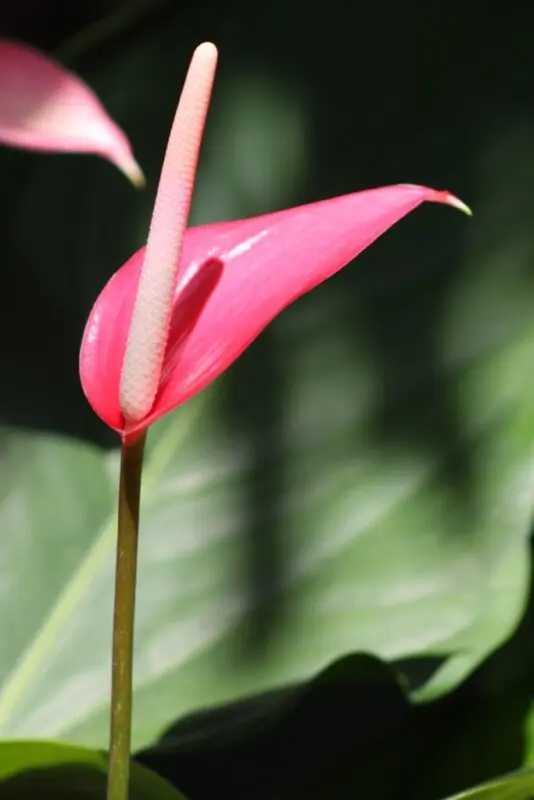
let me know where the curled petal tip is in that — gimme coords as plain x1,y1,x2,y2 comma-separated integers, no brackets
400,185,472,216
433,189,472,216
118,155,146,188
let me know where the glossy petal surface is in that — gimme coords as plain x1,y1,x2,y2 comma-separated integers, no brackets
80,184,464,433
0,40,143,183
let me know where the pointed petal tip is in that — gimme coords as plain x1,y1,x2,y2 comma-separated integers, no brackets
117,155,146,188
399,184,472,216
432,189,472,216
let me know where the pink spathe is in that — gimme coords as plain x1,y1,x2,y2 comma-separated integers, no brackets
0,39,143,184
80,184,466,435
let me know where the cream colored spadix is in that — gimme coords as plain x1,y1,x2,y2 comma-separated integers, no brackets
119,42,218,424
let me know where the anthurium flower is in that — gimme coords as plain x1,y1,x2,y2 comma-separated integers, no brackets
80,42,470,438
0,39,143,185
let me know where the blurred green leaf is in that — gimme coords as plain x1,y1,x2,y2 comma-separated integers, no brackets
442,769,534,800
0,740,185,799
0,308,533,751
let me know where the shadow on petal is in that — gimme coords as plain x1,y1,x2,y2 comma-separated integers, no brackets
157,257,225,399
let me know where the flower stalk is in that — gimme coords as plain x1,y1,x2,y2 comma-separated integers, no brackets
107,431,146,800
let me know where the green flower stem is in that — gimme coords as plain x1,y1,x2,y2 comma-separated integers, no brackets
107,431,147,800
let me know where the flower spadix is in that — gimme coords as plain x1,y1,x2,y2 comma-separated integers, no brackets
80,42,471,437
0,39,143,185
119,42,218,424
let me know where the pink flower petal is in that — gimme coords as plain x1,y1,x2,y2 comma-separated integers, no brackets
0,39,144,185
80,184,469,434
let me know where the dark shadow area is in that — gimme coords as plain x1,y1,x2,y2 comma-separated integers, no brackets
135,645,531,799
0,759,172,800
218,326,290,660
158,257,224,392
136,653,412,800
0,763,105,799
0,0,134,49
393,655,446,695
0,240,115,446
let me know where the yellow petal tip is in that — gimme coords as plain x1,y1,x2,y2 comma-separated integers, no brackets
119,156,146,189
440,191,472,217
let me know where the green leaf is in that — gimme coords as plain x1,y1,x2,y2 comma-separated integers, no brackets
441,769,534,800
0,740,186,799
0,0,533,756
